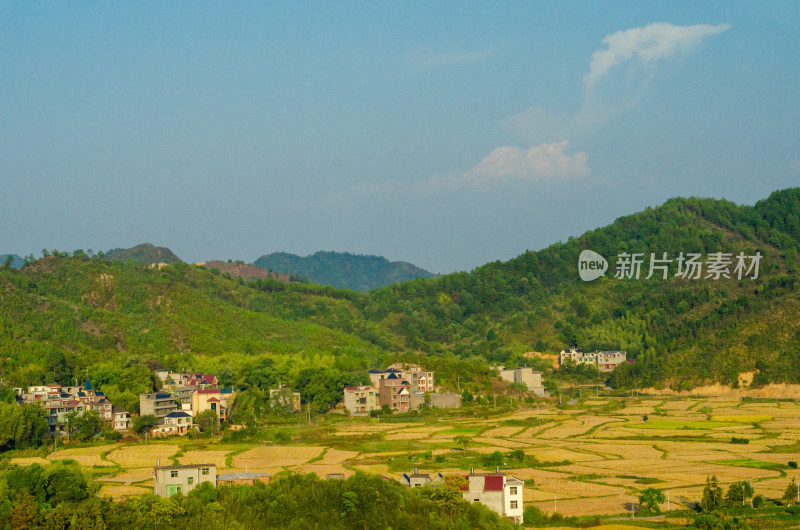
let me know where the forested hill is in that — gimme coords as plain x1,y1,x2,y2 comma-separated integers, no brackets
105,243,183,265
0,254,23,268
361,188,800,390
1,188,800,400
254,251,438,291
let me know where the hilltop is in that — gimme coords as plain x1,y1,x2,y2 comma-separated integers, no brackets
104,243,183,265
254,251,438,291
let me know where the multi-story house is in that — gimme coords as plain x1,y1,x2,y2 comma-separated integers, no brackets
112,406,130,431
378,374,411,412
460,468,524,524
558,349,627,372
497,366,545,396
153,463,216,497
152,411,193,436
21,381,128,433
343,386,379,414
140,392,179,420
370,364,435,393
192,388,235,422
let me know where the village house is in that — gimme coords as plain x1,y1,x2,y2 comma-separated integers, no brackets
343,386,379,415
140,392,179,420
152,411,193,436
460,468,524,524
559,349,627,372
497,366,546,396
112,406,130,431
429,392,462,409
378,373,411,412
269,385,301,412
400,468,444,488
369,364,434,393
20,381,128,433
192,388,236,422
153,462,216,497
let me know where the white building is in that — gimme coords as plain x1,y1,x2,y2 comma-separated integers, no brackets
460,469,524,524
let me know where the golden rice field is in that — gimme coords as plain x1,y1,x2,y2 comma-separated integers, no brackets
10,395,800,519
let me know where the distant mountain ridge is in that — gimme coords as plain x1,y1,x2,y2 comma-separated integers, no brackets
254,251,438,291
0,254,23,268
200,260,290,283
104,243,182,265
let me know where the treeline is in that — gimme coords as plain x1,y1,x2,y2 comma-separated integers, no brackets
0,463,514,530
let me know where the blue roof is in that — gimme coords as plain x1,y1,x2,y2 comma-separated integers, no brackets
155,393,172,399
84,380,93,391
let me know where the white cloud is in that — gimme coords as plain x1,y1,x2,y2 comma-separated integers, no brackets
426,141,589,189
584,22,731,94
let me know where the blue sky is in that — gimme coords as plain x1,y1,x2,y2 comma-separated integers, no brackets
2,2,798,273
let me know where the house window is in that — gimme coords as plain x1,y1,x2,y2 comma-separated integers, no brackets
509,487,518,495
187,477,193,485
170,470,178,478
201,468,210,476
510,501,518,509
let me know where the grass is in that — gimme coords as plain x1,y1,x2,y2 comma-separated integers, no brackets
625,420,739,430
709,459,788,470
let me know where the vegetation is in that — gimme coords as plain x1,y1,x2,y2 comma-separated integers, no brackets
0,463,514,529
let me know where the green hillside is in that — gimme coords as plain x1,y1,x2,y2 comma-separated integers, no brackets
254,251,438,291
105,243,183,265
361,188,800,390
2,188,800,403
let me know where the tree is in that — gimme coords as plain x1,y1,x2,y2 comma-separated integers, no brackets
725,480,754,507
195,409,218,433
133,414,159,434
638,488,665,515
72,411,103,442
784,478,799,504
454,435,470,450
461,389,474,404
701,476,723,511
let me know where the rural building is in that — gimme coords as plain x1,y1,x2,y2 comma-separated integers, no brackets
112,406,130,431
558,349,627,372
378,374,411,412
497,367,545,396
217,472,270,486
152,411,193,436
460,469,524,524
140,392,179,420
343,386,379,414
270,385,302,412
19,381,128,433
400,468,443,488
192,388,236,422
154,463,216,497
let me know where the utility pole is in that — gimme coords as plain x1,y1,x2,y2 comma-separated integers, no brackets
554,496,557,514
536,402,539,425
457,377,460,392
667,490,670,512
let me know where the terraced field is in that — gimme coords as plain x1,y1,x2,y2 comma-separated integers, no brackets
10,395,800,518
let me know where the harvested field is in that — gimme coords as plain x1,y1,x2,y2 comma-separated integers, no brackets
107,444,179,468
178,450,231,469
98,484,151,500
10,457,50,466
231,445,324,469
49,446,114,467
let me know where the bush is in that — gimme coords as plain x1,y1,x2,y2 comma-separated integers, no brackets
788,461,798,469
752,495,764,508
730,437,750,444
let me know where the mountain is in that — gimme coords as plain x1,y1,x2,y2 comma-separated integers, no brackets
2,188,800,403
254,251,438,291
360,188,800,390
104,243,183,265
0,254,23,268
